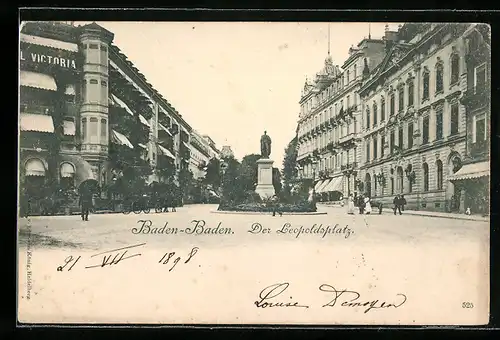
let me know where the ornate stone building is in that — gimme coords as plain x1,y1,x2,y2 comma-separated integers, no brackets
189,130,220,179
357,23,475,211
296,35,386,200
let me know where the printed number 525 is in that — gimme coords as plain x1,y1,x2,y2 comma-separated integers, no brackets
462,302,474,308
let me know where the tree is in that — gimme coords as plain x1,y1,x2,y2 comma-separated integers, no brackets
219,156,241,206
282,135,298,193
203,157,221,190
239,153,261,192
272,167,282,195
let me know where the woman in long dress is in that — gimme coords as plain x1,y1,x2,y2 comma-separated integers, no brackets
347,194,355,214
364,196,372,214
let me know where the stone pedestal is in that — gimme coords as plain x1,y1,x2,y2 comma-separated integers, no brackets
255,158,275,199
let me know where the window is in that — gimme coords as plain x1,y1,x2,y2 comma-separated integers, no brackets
366,141,370,162
366,108,370,130
101,80,108,103
100,44,108,66
451,54,460,84
474,63,487,92
87,43,100,64
81,118,87,140
473,114,487,143
381,135,385,157
100,119,107,139
450,103,459,135
390,130,395,154
398,127,404,150
390,93,395,115
423,68,430,100
398,86,404,112
353,65,357,79
373,103,378,127
436,62,444,93
347,70,350,83
347,95,350,108
423,163,429,191
422,116,430,144
87,78,100,103
436,160,443,190
436,107,443,140
373,138,378,159
408,122,414,148
89,117,98,137
408,81,414,106
380,97,385,121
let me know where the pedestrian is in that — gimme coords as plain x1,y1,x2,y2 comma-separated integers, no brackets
358,194,365,214
79,190,93,221
347,193,355,214
364,196,372,215
171,195,177,212
393,195,402,215
401,194,407,211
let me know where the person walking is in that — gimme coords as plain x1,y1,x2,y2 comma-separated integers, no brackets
79,190,93,221
358,194,365,214
347,193,355,214
393,195,402,215
364,196,372,215
400,195,407,212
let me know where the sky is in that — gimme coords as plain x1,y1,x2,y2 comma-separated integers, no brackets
90,21,401,167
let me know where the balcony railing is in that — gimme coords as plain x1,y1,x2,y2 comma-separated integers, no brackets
339,132,358,145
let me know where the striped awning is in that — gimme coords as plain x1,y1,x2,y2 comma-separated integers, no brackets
25,158,46,177
139,114,150,128
448,161,489,181
110,94,134,116
20,113,54,133
20,33,79,52
314,180,325,191
158,144,176,160
158,123,173,136
65,84,76,96
20,71,57,91
182,141,191,149
59,154,96,188
111,130,134,149
138,143,147,149
323,176,343,192
317,179,332,193
63,120,76,135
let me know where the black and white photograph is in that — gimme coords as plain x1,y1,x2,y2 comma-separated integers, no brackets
17,20,490,325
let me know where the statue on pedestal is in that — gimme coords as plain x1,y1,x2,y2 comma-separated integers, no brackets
260,131,272,159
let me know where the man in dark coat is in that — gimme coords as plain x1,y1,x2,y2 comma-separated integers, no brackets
393,195,402,215
400,195,407,212
358,194,365,214
79,190,93,221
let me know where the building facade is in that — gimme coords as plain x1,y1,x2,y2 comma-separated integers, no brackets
189,130,220,179
357,23,481,212
296,35,386,201
19,21,218,211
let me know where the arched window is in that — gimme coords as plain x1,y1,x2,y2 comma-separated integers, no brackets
366,107,370,130
423,162,429,191
380,97,386,121
89,117,98,136
451,53,460,84
60,162,75,189
436,160,443,190
373,103,378,127
408,80,414,106
100,118,107,139
407,164,413,193
396,166,404,194
423,67,430,100
390,92,395,115
436,60,444,93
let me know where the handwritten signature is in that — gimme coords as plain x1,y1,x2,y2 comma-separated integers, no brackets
56,244,199,272
255,282,407,313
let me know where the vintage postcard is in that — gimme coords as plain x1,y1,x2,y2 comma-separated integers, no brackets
18,21,490,325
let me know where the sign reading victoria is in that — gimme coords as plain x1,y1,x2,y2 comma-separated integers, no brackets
20,49,77,70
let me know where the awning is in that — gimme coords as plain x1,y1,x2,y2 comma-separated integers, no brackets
59,155,96,188
20,113,54,133
158,144,176,160
110,94,134,116
60,162,75,178
111,129,134,149
24,158,46,177
65,84,76,96
139,114,150,128
448,161,490,181
63,120,76,135
20,71,57,91
314,180,325,191
20,33,79,52
182,141,191,149
158,123,173,136
317,179,332,193
138,143,147,149
324,176,343,192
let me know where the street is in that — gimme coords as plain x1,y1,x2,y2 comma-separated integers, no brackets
17,204,490,325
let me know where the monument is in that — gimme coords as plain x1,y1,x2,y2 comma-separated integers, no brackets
255,131,275,199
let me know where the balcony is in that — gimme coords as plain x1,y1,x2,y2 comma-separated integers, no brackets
460,84,491,109
338,132,358,146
